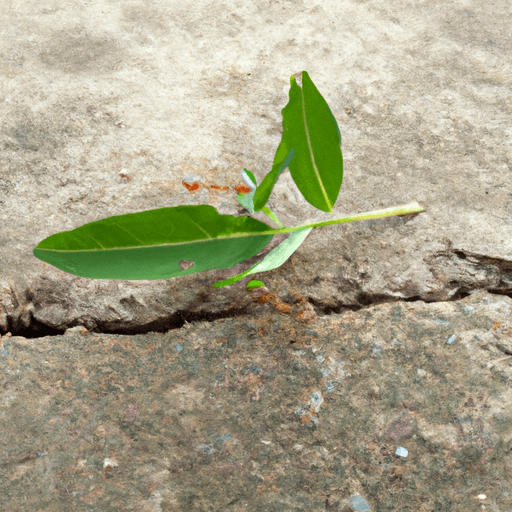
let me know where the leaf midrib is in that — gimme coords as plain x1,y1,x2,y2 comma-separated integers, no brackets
36,230,281,253
300,79,332,212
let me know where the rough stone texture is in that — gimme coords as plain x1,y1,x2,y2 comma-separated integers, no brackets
1,0,511,335
1,290,512,511
1,1,512,509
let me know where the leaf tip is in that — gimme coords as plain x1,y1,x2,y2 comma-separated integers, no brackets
246,279,265,291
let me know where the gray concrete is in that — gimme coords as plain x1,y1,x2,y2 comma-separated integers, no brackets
1,290,512,510
1,2,512,508
1,0,511,334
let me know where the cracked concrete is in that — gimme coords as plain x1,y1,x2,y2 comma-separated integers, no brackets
1,0,511,337
2,290,512,510
1,0,512,509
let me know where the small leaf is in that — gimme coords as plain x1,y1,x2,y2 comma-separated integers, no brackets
237,169,258,213
33,205,277,280
253,143,296,211
213,227,312,288
246,279,266,290
237,189,257,213
241,168,257,190
238,170,284,228
281,71,343,213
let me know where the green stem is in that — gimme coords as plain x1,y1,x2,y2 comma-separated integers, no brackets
213,202,423,289
256,202,424,237
261,206,284,228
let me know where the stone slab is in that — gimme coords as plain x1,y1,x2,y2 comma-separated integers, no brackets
1,0,512,335
1,290,511,510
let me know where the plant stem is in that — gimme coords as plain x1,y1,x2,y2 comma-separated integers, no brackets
261,207,284,228
256,202,424,236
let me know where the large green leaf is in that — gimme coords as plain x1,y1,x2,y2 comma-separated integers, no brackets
33,205,277,280
281,71,343,213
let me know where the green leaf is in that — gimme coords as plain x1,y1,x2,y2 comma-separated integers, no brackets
253,143,296,211
33,205,278,280
238,169,285,227
237,189,257,214
281,71,343,213
246,279,266,290
241,168,257,189
213,227,312,288
238,169,258,213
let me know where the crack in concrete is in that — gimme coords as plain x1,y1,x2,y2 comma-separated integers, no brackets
1,285,511,340
1,248,511,338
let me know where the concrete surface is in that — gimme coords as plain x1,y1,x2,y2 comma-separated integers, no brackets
1,0,512,510
0,0,511,335
1,290,512,511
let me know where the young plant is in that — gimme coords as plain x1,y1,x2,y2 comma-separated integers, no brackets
33,71,424,290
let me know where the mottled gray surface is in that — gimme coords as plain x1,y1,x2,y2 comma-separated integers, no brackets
1,2,512,510
1,0,511,335
1,290,512,511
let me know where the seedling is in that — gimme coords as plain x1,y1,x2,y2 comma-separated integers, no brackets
33,71,424,290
